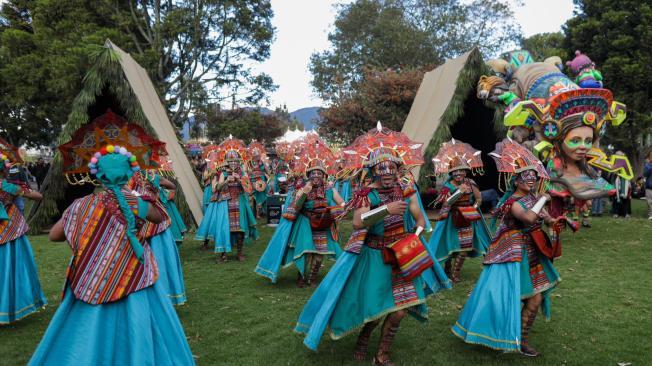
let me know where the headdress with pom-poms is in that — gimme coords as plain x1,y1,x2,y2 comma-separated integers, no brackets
86,144,147,261
432,138,483,177
58,109,165,186
488,138,549,194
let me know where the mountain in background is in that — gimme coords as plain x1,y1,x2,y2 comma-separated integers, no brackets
290,107,321,130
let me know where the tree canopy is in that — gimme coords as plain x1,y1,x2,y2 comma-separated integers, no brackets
203,106,301,144
310,0,522,102
0,0,276,147
318,67,426,144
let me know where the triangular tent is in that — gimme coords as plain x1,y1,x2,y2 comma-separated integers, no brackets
402,47,504,189
29,40,203,232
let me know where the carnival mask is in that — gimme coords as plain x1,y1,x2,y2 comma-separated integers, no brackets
562,126,593,162
308,169,325,186
516,170,538,191
228,160,240,171
451,169,467,183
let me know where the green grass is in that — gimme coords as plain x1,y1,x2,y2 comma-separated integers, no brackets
1,200,651,365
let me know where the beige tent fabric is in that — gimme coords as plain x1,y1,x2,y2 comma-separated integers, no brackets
106,40,204,224
401,50,473,179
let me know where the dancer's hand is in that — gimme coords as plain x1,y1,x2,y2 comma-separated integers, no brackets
387,201,408,215
302,182,313,194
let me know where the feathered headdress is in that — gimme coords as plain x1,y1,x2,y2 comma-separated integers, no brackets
432,138,483,176
341,122,424,178
248,140,267,160
216,135,249,165
294,140,337,177
489,138,549,193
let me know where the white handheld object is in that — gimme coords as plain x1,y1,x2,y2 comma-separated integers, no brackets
530,196,548,215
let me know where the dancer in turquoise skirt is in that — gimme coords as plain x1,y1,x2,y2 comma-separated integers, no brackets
254,177,298,283
281,154,344,286
452,139,562,357
161,184,187,244
428,139,491,283
128,171,187,305
295,124,450,365
248,141,271,217
196,137,258,262
30,144,194,365
0,154,47,324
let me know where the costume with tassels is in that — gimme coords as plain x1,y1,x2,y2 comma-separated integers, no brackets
29,143,194,365
0,147,47,324
452,138,563,357
248,141,271,216
295,124,450,366
195,137,258,262
427,139,491,283
127,170,187,305
256,138,344,286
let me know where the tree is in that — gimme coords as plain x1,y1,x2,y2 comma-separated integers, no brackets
521,32,569,61
564,0,652,172
310,0,521,102
0,0,276,147
204,107,292,143
318,67,426,144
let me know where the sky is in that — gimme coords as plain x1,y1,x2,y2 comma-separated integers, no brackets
254,0,575,111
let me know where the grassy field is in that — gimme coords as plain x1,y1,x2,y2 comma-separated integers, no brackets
1,200,651,365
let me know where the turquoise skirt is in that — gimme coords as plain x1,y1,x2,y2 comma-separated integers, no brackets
283,215,342,276
253,190,268,206
339,180,352,202
164,200,187,243
150,229,187,305
29,285,195,365
296,247,436,350
254,217,293,282
451,247,560,352
195,195,259,253
0,235,47,324
202,186,212,213
427,215,491,263
255,188,296,282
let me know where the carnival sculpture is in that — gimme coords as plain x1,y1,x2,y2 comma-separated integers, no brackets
477,49,629,222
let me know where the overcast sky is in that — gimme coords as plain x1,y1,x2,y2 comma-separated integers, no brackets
255,0,575,111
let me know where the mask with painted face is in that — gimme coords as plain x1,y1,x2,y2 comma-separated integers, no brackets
308,169,325,187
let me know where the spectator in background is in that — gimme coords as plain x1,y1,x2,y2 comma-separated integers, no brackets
591,171,604,217
644,151,652,220
612,152,632,218
633,176,645,199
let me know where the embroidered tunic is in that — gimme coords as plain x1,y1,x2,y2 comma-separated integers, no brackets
437,180,481,249
213,170,252,233
0,180,29,244
483,194,551,294
62,190,158,304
